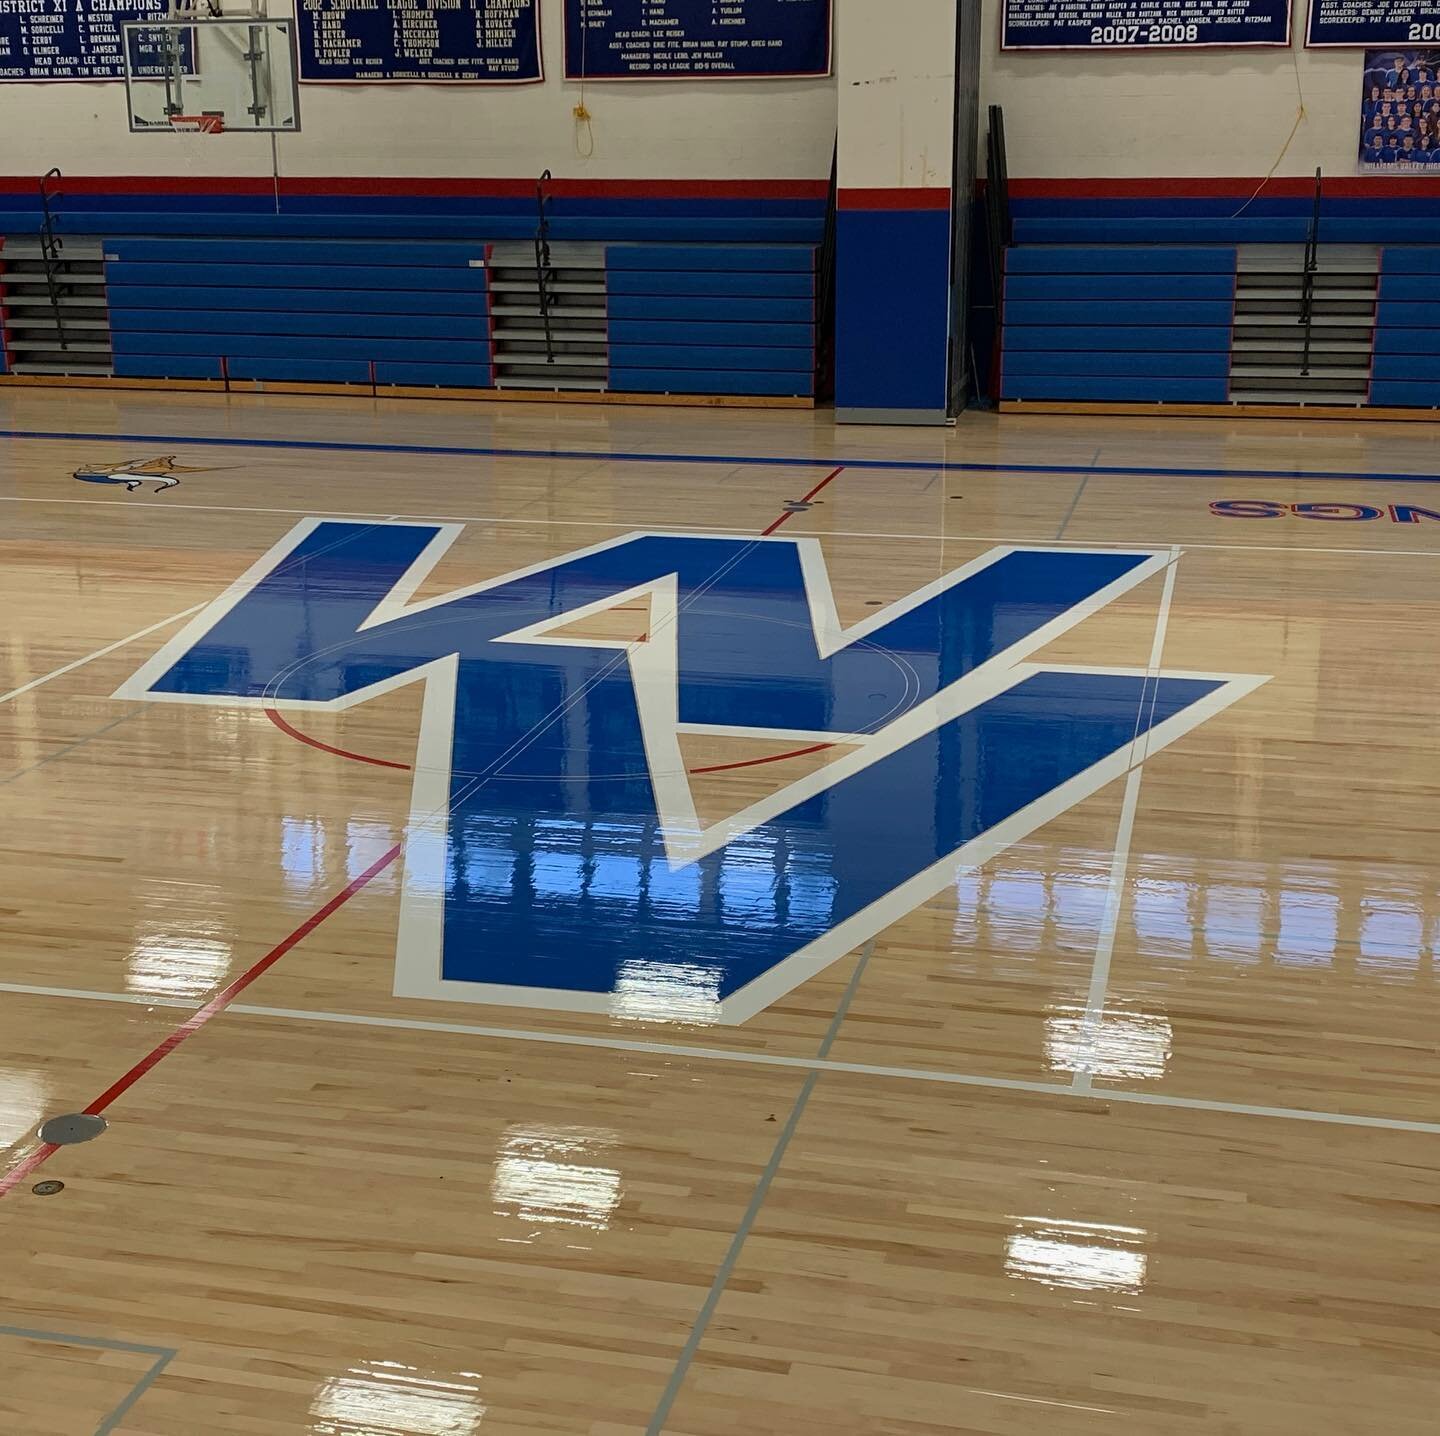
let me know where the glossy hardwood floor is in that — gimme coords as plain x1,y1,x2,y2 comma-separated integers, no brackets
1,388,1438,1435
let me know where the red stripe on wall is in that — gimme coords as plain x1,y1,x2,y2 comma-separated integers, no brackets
837,187,952,211
1006,176,1440,200
0,176,830,200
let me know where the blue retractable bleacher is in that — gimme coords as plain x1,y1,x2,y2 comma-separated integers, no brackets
0,191,822,401
1370,248,1440,408
999,247,1235,404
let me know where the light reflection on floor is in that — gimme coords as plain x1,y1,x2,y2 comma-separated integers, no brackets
309,1360,486,1436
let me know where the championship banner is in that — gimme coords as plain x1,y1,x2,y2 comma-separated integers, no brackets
563,0,832,79
0,0,177,82
1001,0,1292,49
297,0,542,84
1358,47,1440,166
1310,0,1440,47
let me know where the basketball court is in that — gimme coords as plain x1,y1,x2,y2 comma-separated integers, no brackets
2,387,1438,1433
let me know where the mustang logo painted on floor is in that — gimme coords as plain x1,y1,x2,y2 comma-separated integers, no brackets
72,455,211,492
114,521,1269,1025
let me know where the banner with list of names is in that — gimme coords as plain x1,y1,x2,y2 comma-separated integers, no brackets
1001,0,1293,49
563,0,832,79
296,0,542,84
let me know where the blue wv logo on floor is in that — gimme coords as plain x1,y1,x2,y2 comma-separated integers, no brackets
116,521,1266,1024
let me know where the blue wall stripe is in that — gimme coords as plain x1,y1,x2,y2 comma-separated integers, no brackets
111,333,492,363
1005,246,1236,274
1002,350,1232,378
1004,325,1232,352
106,286,491,317
108,308,490,340
605,244,815,272
607,319,814,346
1005,298,1235,326
105,261,489,291
606,270,814,298
607,295,815,322
608,368,815,396
608,344,813,373
1004,273,1236,301
1002,376,1229,402
1368,381,1440,406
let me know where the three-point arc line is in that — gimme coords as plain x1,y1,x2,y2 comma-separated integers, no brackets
0,471,847,1197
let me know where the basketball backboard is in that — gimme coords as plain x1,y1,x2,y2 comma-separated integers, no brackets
122,17,300,134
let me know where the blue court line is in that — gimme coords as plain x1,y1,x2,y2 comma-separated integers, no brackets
5,425,1440,485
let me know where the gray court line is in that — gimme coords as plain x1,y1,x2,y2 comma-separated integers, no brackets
1054,473,1091,539
94,1347,176,1436
0,707,151,786
3,495,1439,561
0,1325,177,1436
7,981,1440,1136
644,938,878,1436
0,1323,174,1357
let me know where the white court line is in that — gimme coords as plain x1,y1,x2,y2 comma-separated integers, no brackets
1071,546,1180,1095
0,495,1436,559
0,603,206,706
3,980,1439,1136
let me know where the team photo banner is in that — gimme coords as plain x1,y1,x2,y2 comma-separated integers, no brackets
1310,0,1440,47
564,0,832,79
1002,0,1292,49
1359,48,1440,165
297,0,541,84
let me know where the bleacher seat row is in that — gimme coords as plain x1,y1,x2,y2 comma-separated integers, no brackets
0,192,824,399
996,192,1440,410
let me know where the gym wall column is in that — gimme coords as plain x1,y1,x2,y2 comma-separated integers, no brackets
835,0,959,425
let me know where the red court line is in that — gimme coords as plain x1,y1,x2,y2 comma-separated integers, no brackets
689,741,835,775
0,466,858,1198
760,465,846,536
263,704,412,771
0,843,402,1200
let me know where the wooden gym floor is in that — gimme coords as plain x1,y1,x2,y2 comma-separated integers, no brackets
1,388,1438,1435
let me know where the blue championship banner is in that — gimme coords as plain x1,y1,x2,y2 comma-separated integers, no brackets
0,0,176,81
297,0,541,84
1310,0,1440,47
564,0,832,79
1001,0,1292,49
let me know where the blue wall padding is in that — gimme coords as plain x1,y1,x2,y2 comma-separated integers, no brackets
835,207,951,413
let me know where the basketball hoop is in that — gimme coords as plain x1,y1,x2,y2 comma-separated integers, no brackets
169,113,225,133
